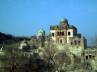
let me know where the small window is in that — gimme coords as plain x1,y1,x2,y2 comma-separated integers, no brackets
89,55,92,59
60,40,62,43
68,32,71,35
61,32,64,36
93,56,95,59
52,33,54,36
74,40,77,45
71,42,73,45
78,41,80,45
57,32,60,36
86,56,88,60
60,32,61,36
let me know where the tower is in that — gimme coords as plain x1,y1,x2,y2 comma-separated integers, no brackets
60,18,69,29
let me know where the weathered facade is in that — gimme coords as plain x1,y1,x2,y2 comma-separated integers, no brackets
50,18,87,49
81,48,97,62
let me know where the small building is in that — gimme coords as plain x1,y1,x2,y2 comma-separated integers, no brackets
37,29,45,48
81,48,97,62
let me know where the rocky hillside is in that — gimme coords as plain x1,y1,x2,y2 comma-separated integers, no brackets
0,32,30,45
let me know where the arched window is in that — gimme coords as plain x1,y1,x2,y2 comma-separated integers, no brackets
52,33,54,36
68,32,71,35
62,32,64,36
71,42,73,45
74,40,77,45
60,39,62,43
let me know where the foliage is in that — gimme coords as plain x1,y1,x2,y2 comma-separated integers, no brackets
1,40,97,72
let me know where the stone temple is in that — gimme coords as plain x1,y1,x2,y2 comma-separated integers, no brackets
50,18,87,49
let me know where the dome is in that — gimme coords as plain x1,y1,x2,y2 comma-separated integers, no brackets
60,18,68,24
37,29,45,36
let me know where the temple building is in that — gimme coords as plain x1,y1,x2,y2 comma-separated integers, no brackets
50,18,87,48
37,29,45,47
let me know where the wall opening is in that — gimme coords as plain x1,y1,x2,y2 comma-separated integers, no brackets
68,32,71,36
52,33,54,37
86,56,88,60
74,40,77,45
89,55,92,59
60,39,62,44
62,32,64,36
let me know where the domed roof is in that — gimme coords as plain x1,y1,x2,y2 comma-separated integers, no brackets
60,18,68,24
37,29,45,36
38,29,44,33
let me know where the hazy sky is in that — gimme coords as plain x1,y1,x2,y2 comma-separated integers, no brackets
0,0,97,39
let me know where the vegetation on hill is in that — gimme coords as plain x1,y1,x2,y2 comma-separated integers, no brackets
0,32,30,45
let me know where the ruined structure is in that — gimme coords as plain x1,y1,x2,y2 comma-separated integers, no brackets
37,29,45,47
81,48,97,62
50,18,87,48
